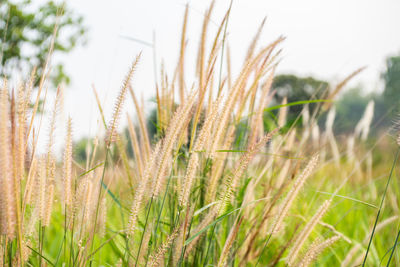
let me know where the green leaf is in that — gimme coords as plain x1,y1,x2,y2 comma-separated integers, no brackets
263,99,332,112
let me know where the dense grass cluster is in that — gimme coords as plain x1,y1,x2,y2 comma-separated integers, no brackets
0,3,399,267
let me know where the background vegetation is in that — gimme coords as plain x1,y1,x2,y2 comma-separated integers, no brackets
0,2,400,267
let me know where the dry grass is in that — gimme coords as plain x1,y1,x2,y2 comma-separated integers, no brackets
0,3,399,267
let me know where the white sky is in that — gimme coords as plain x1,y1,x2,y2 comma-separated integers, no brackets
55,0,400,140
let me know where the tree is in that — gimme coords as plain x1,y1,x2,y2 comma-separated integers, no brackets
334,87,376,134
382,54,400,118
271,74,330,119
0,0,86,86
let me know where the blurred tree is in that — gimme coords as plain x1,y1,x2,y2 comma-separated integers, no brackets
0,0,86,86
382,54,400,118
74,137,89,163
334,87,376,134
272,74,329,118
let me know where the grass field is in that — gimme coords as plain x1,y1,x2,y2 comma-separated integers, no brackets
0,3,400,267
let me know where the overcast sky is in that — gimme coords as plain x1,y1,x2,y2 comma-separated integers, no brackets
56,0,400,140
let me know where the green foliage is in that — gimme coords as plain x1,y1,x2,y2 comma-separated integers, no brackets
272,74,329,117
334,88,375,134
0,0,86,86
382,54,400,118
74,137,89,163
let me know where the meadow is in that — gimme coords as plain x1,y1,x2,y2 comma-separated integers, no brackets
0,4,399,267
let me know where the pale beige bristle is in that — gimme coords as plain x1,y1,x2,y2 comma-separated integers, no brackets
219,130,278,214
287,199,332,265
107,54,141,145
148,228,179,267
128,143,161,236
270,154,319,234
0,84,17,239
217,217,243,267
152,91,197,197
63,118,73,209
298,235,340,267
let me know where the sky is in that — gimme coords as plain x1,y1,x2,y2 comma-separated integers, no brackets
54,0,400,140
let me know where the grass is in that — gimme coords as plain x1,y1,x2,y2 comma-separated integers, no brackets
0,3,399,267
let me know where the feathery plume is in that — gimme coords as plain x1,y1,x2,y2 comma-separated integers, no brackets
43,157,55,226
341,215,398,267
127,143,161,236
63,118,73,210
127,115,144,179
219,130,278,213
354,100,374,141
107,54,141,145
270,154,319,234
0,84,17,238
179,100,219,208
287,199,332,265
217,217,244,267
148,228,179,267
152,91,197,197
298,236,340,267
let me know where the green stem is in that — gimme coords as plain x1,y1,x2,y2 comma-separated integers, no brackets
89,147,110,266
387,226,400,266
135,196,154,267
362,147,400,266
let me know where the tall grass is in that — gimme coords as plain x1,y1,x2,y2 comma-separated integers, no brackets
0,3,399,266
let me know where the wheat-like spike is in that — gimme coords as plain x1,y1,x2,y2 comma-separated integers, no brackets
206,124,236,203
270,154,319,234
298,235,340,267
23,157,37,207
83,179,94,235
43,184,54,227
16,83,26,184
184,207,218,258
173,205,192,264
248,69,275,148
148,228,179,267
126,114,144,179
22,239,32,262
341,215,398,267
128,85,151,160
0,84,17,239
218,130,278,214
278,97,288,127
152,91,197,197
43,157,55,226
286,199,332,266
107,54,141,145
209,63,250,158
179,100,219,208
178,4,189,105
197,0,215,93
397,132,400,146
179,152,199,208
247,16,268,58
127,143,161,236
138,223,153,264
97,197,107,238
46,86,62,168
217,217,244,267
324,67,366,109
209,39,282,159
73,175,89,236
203,7,229,90
63,118,73,210
37,157,47,223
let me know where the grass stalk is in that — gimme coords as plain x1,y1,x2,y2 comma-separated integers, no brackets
362,147,400,266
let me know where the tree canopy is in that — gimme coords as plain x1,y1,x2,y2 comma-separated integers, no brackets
0,0,86,86
272,74,330,118
382,54,400,117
